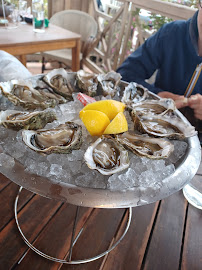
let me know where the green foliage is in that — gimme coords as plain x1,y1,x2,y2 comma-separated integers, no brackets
140,0,198,31
44,0,48,17
149,14,173,31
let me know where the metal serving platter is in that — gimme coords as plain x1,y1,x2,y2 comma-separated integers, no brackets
0,72,201,208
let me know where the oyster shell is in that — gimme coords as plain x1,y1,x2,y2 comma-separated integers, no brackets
84,135,129,175
97,71,122,97
22,121,82,154
131,98,176,117
121,82,149,108
115,132,174,159
76,70,98,96
43,68,75,100
34,86,66,105
131,112,197,140
26,74,67,104
0,110,57,130
0,80,60,109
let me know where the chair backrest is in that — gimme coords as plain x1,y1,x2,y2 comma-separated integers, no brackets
50,10,98,42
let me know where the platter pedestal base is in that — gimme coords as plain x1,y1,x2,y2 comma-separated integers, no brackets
14,187,132,264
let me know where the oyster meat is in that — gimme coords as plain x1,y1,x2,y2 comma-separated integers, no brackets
43,68,76,100
0,110,57,130
34,86,66,105
131,113,197,140
131,98,176,117
22,121,82,154
0,80,61,109
97,71,122,97
84,135,129,175
76,70,98,96
115,132,174,159
121,82,150,108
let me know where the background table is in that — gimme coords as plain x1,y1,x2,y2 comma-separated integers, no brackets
0,23,81,71
0,153,201,269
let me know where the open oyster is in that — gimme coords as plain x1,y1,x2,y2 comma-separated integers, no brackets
43,68,75,100
0,80,61,109
131,113,197,140
97,71,122,97
131,98,176,117
84,135,129,175
121,82,150,108
22,121,82,154
115,132,174,159
76,70,98,96
0,110,57,130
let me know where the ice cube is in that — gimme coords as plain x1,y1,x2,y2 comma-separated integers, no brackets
48,164,63,177
0,153,15,168
75,171,106,189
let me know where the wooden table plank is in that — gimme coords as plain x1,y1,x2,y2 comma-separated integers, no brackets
0,183,34,231
102,202,159,270
143,191,187,270
16,205,93,270
181,204,202,270
0,173,11,190
61,208,125,270
0,175,201,269
0,193,62,269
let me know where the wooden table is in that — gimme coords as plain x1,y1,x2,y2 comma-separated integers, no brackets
0,23,81,71
0,156,201,269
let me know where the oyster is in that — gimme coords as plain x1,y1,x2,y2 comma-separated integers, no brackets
0,110,57,130
131,113,197,140
0,80,61,109
76,70,98,96
131,98,176,117
84,135,129,175
115,132,174,159
22,121,82,154
26,75,67,104
121,82,150,108
97,71,122,97
43,68,75,100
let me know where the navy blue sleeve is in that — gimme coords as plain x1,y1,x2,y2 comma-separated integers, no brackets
117,27,164,94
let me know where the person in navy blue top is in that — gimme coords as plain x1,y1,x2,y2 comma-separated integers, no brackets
117,5,202,121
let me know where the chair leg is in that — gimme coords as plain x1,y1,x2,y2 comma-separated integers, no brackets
80,60,83,70
42,57,45,73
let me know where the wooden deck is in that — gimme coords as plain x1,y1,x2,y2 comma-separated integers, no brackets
0,160,202,269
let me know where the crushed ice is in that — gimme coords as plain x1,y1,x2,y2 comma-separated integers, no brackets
0,93,189,191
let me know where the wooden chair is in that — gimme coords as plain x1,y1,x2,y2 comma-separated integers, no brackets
41,10,98,72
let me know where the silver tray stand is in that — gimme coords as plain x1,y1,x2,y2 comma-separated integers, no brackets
15,187,132,264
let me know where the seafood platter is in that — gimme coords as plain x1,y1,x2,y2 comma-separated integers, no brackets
0,69,201,208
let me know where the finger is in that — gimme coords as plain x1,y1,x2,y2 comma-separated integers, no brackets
175,98,188,109
194,112,202,120
189,103,199,110
188,94,201,106
188,95,198,104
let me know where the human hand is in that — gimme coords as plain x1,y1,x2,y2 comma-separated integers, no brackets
157,91,188,109
187,94,202,120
